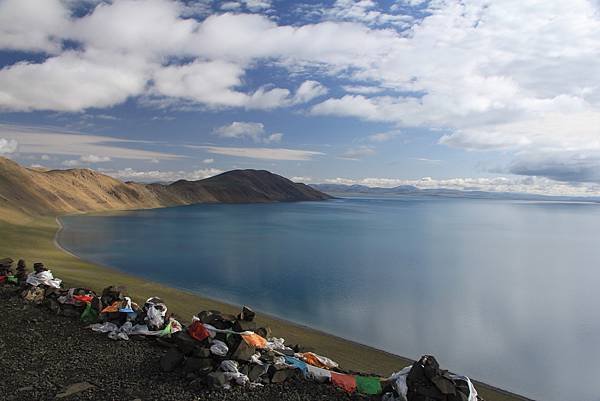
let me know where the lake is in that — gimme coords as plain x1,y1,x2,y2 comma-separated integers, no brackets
57,197,600,401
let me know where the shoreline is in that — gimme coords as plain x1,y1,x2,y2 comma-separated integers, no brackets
1,212,532,401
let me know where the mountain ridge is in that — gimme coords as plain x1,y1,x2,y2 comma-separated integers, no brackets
311,183,600,202
0,156,330,223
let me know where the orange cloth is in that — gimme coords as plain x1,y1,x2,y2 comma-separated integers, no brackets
241,332,268,349
297,352,338,369
331,372,356,393
101,301,120,313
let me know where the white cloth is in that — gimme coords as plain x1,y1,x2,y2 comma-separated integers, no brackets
305,364,331,383
384,367,478,401
385,365,411,401
220,360,239,373
448,374,478,401
26,270,61,288
145,297,167,329
210,339,229,356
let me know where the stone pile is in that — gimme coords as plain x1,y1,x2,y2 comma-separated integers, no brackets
1,257,483,401
159,306,305,389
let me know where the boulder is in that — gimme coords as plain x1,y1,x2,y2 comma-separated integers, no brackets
160,348,184,372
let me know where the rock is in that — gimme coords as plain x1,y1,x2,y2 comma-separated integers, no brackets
238,306,255,322
160,348,184,372
256,327,271,338
269,368,295,384
205,371,227,388
192,347,211,359
231,339,256,362
17,386,34,392
184,357,213,373
173,332,199,355
248,365,268,382
233,319,256,333
55,382,96,398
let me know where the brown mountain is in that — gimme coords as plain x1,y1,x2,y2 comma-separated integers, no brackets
0,156,330,222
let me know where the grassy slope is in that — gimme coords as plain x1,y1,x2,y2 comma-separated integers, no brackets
0,215,529,401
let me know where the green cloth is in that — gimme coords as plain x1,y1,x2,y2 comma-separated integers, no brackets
80,303,98,324
355,376,382,395
159,321,173,336
6,275,18,284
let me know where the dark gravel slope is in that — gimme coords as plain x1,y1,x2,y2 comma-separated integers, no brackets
0,286,369,401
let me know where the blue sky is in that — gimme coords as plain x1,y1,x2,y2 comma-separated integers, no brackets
1,0,600,195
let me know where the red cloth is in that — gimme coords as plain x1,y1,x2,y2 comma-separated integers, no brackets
0,276,6,283
187,320,210,342
73,294,94,304
331,372,356,393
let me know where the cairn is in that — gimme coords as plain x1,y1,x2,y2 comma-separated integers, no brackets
15,259,27,284
0,257,14,276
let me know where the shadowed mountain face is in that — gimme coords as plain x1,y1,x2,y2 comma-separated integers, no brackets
0,157,330,221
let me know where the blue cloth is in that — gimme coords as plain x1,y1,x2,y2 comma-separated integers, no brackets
284,356,308,374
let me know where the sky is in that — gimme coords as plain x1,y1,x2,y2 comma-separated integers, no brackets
1,0,600,196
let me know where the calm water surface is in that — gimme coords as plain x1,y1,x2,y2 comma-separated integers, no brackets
58,198,600,401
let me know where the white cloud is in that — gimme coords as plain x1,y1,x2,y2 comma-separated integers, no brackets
322,175,600,197
214,122,284,143
368,130,401,142
293,80,328,104
342,145,376,159
267,133,283,143
1,0,600,185
63,154,112,167
0,125,182,161
190,145,325,161
413,157,442,163
291,176,312,183
0,0,69,53
0,138,18,154
80,154,112,163
243,0,272,12
62,159,82,167
342,85,384,94
323,0,415,28
203,158,214,164
108,167,223,182
0,51,148,112
221,2,241,11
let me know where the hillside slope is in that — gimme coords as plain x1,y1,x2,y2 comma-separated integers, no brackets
0,157,330,221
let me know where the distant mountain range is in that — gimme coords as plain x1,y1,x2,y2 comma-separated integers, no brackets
0,156,330,223
311,183,600,202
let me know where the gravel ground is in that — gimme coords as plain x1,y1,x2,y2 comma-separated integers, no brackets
0,286,376,401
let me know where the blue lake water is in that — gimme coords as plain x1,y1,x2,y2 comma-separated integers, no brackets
57,197,600,401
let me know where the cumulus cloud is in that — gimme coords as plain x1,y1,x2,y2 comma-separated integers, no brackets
2,0,600,184
214,122,283,143
0,0,68,53
190,145,324,161
0,138,18,154
0,51,148,112
292,80,328,104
